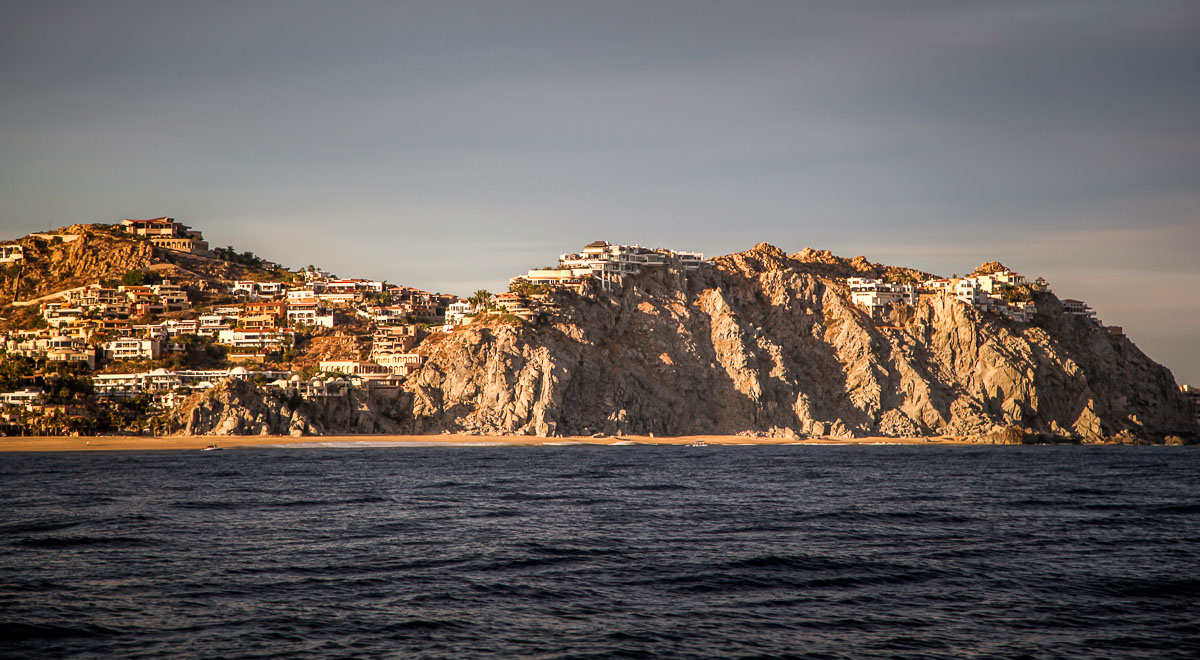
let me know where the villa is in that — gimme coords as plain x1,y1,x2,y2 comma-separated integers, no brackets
286,298,334,328
1062,299,1097,319
847,278,918,314
444,299,474,326
217,328,294,350
512,240,705,292
0,244,24,264
121,217,212,256
373,352,425,376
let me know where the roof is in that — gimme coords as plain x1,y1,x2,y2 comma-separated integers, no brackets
584,241,609,248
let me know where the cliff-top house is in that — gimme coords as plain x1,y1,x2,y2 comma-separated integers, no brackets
121,217,212,256
513,240,705,292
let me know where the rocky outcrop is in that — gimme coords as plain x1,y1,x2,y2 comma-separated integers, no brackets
1,226,154,304
398,243,1198,443
166,378,409,436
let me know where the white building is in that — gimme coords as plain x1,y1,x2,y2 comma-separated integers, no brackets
316,291,362,306
232,280,288,300
319,360,390,376
847,278,918,313
374,353,426,376
102,337,162,361
0,244,24,264
150,280,189,308
1062,299,1097,319
41,302,84,327
325,279,385,294
165,319,199,336
1,388,43,410
7,333,100,369
217,328,294,349
287,288,319,301
198,314,235,335
286,299,335,328
445,300,474,325
132,323,169,340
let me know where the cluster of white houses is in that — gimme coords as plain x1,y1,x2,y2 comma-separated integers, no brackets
4,333,99,369
91,366,290,399
82,365,406,410
847,268,1111,326
511,240,705,292
50,280,192,323
849,269,1037,321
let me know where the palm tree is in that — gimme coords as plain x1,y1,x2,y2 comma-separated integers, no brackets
470,289,491,311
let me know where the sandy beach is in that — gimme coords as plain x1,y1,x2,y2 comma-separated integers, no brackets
0,433,971,452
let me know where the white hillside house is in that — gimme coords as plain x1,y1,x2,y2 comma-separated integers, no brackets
0,245,24,264
1062,299,1097,319
445,300,474,325
847,278,917,314
514,241,705,292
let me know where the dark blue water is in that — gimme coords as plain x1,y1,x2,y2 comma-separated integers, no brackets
2,445,1198,659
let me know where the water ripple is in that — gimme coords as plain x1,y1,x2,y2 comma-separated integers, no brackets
0,445,1197,658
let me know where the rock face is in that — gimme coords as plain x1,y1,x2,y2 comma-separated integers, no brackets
401,243,1197,443
166,379,409,436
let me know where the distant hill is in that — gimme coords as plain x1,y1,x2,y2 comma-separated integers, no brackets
0,223,292,326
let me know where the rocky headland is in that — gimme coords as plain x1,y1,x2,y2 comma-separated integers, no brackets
399,243,1196,443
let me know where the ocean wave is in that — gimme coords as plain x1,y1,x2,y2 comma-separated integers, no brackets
13,535,160,549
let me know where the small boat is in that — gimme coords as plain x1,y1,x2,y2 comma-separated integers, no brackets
689,439,708,447
202,444,223,451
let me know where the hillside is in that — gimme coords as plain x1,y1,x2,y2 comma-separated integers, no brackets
0,225,154,306
401,243,1196,442
0,223,292,330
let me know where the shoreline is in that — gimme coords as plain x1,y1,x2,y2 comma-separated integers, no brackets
0,434,974,452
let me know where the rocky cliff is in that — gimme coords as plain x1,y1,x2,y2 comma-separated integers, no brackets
401,243,1196,443
165,378,408,436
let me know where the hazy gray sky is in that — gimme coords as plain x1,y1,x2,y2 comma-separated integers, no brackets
2,1,1197,383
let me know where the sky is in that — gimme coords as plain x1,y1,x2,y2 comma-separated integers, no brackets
1,1,1197,384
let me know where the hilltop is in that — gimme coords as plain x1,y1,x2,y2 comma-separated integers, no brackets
0,223,290,318
0,218,449,436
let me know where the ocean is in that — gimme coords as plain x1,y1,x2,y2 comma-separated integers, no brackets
1,445,1197,658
